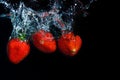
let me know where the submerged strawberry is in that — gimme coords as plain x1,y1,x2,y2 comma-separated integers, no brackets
7,38,30,64
58,32,82,56
32,30,56,53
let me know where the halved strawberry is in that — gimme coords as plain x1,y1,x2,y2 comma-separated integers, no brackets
58,32,82,56
32,30,56,53
7,38,30,64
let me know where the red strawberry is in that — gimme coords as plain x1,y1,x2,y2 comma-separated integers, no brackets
7,38,30,64
58,32,82,56
32,30,56,53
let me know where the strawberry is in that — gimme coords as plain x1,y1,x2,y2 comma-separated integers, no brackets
32,30,56,53
7,38,30,64
58,32,82,56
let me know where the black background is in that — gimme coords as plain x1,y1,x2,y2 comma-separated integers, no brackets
0,0,105,79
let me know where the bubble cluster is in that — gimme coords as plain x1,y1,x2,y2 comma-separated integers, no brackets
0,0,96,40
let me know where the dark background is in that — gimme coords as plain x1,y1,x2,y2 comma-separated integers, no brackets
0,0,105,79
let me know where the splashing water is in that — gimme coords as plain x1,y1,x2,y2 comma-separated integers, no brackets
0,0,96,40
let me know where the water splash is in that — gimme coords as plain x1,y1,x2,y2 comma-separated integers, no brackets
0,0,96,39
